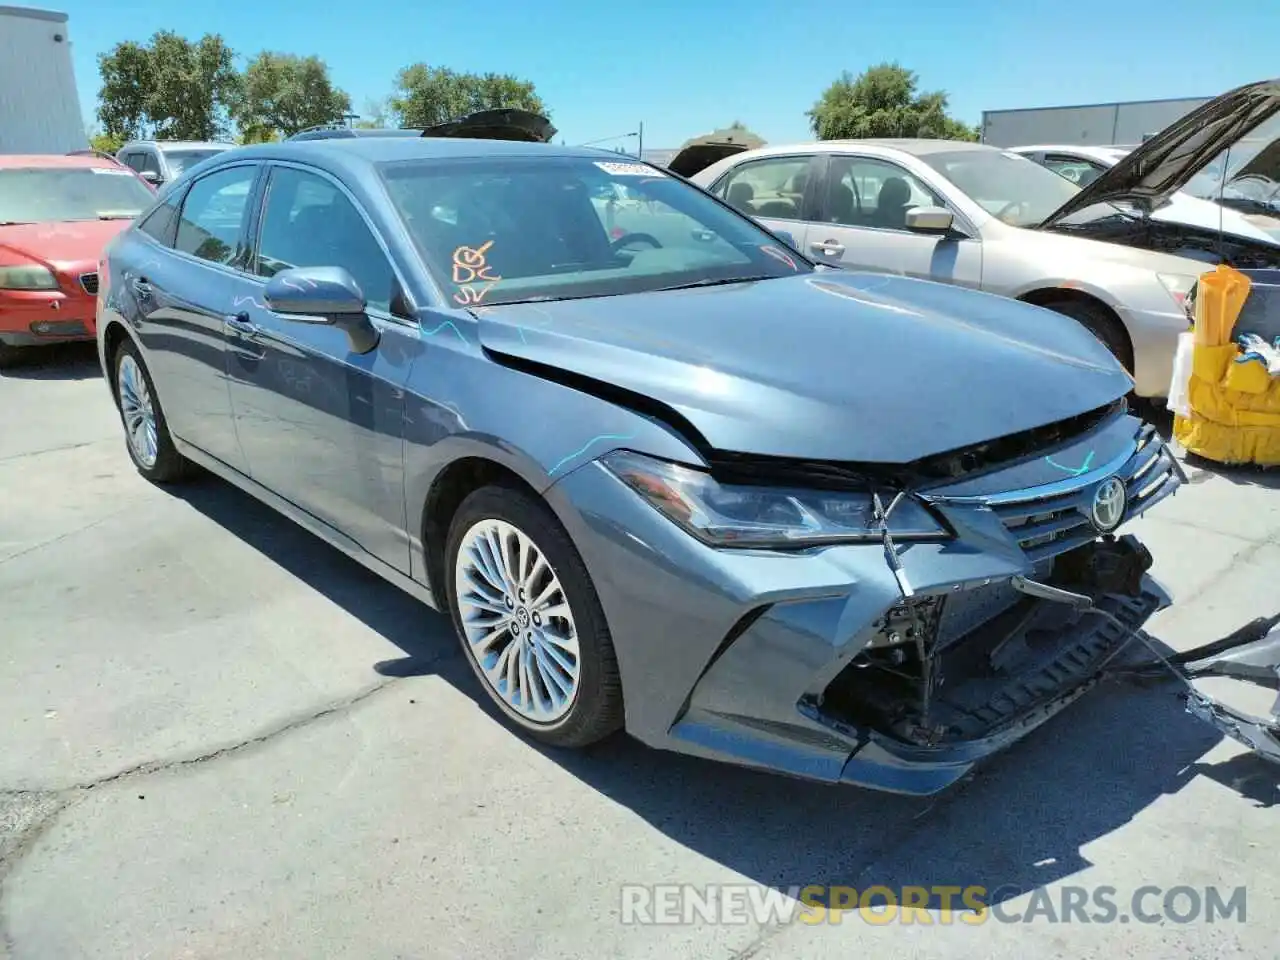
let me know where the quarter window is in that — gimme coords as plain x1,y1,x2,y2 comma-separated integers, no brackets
821,156,943,231
716,157,812,220
174,165,257,267
136,190,184,247
254,167,395,312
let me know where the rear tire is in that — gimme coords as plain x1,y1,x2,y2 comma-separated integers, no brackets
445,483,624,748
113,339,190,483
1043,298,1133,372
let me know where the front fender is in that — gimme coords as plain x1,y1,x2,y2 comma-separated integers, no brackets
401,343,705,586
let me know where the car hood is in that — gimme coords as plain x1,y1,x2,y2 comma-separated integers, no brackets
0,219,131,271
1040,78,1280,228
475,271,1131,464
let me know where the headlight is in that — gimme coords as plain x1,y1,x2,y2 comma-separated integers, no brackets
600,450,949,548
0,265,58,290
1157,273,1197,312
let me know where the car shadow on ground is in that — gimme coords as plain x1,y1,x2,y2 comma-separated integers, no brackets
0,342,101,381
171,473,1252,911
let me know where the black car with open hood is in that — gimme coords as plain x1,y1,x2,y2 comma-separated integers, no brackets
1037,78,1280,267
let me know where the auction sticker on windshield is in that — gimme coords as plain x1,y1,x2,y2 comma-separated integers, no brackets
594,162,663,177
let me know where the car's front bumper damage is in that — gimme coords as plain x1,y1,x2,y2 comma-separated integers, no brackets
549,409,1218,794
1120,613,1280,766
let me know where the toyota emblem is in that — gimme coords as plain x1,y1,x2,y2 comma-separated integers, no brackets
1090,477,1127,533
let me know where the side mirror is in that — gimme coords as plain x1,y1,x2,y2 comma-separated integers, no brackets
139,170,162,185
772,230,798,248
905,206,955,235
264,266,380,353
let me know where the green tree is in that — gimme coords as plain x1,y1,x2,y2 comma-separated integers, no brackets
88,131,125,154
96,32,240,142
236,52,351,141
389,64,546,128
807,63,978,141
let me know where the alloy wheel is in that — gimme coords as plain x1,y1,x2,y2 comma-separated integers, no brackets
453,518,581,724
118,354,158,469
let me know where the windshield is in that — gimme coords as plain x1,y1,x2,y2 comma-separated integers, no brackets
0,166,155,224
163,149,227,177
380,155,810,306
922,149,1081,227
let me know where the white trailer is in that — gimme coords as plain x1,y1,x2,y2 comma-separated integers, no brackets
0,6,86,154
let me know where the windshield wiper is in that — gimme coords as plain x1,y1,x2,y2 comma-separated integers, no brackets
652,275,779,293
0,221,30,226
97,213,138,220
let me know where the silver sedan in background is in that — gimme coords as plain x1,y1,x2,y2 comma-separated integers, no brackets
686,79,1280,400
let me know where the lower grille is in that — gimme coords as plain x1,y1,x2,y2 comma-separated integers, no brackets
79,273,99,295
992,424,1180,562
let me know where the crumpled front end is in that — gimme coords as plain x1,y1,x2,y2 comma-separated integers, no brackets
549,408,1185,795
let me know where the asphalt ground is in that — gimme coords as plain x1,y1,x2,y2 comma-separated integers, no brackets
2,342,1277,959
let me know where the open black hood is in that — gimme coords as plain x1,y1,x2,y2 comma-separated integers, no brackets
420,109,556,143
1040,78,1280,228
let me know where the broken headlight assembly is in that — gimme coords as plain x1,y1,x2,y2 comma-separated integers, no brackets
601,450,950,548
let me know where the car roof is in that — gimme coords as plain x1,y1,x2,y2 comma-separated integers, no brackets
0,154,122,169
704,139,1002,161
121,141,233,150
225,137,614,167
1011,144,1129,158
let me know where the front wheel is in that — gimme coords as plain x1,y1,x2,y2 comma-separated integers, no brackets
445,484,624,748
113,340,190,483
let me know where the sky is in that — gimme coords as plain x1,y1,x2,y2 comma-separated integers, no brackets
56,0,1280,150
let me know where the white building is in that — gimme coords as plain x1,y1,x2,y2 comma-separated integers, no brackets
0,5,87,153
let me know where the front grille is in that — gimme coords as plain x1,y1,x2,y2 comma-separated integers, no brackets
991,424,1181,563
79,273,99,295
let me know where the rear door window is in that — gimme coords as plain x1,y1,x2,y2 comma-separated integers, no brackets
174,165,258,268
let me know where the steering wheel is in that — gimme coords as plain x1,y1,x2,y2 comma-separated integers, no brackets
611,232,662,254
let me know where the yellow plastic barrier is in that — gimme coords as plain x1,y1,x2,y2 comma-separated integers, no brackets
1172,265,1280,466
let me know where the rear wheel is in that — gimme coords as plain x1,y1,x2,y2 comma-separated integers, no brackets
1042,297,1133,372
445,483,624,748
114,340,190,483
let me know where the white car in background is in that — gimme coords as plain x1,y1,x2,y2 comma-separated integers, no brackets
1010,143,1276,244
685,80,1280,400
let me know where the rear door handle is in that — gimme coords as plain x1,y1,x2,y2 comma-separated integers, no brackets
810,240,845,256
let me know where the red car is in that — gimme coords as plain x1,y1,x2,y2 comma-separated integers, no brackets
0,154,157,367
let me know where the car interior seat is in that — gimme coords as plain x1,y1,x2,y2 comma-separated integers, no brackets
874,177,912,228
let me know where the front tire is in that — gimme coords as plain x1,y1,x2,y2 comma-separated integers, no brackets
113,340,189,483
445,483,624,748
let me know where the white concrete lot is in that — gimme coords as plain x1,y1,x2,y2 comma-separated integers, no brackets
1,343,1278,959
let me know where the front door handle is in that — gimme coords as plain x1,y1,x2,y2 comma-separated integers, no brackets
810,239,845,256
224,311,259,338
